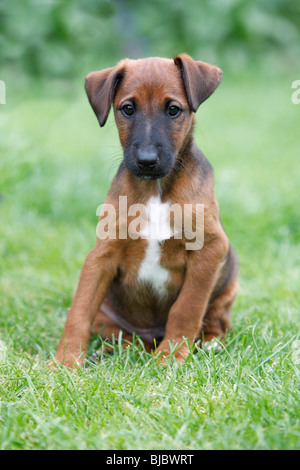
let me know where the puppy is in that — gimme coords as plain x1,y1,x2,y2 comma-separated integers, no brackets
53,54,238,367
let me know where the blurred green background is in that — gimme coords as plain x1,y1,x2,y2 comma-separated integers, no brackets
0,0,300,450
1,0,300,80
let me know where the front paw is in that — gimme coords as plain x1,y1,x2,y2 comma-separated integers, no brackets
49,352,84,369
154,339,190,365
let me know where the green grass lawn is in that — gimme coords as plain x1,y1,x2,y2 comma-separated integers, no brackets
0,71,299,450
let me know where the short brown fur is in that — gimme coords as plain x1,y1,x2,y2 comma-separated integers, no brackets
53,54,238,367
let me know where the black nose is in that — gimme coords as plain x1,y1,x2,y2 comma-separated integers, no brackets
137,150,158,169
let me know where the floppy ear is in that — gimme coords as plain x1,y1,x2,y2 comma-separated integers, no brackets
85,63,126,127
174,53,222,112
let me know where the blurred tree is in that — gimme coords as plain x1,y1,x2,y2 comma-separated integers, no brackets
123,0,300,67
0,0,299,78
0,0,118,77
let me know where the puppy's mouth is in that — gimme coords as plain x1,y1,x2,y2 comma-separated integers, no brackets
124,151,175,180
140,174,158,180
127,164,172,180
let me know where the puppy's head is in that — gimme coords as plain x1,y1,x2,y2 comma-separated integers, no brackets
85,54,222,180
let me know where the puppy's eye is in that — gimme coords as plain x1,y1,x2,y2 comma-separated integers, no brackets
122,104,134,116
168,105,181,117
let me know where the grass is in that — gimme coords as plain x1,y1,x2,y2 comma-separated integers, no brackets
0,71,299,450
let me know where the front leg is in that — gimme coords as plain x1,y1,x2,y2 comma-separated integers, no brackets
53,241,120,367
155,231,228,363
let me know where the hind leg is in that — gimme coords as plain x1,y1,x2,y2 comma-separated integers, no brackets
200,278,238,344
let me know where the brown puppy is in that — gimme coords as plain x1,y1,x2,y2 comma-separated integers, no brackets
53,54,238,367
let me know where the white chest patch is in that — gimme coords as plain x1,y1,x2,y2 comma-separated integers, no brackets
138,195,172,296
